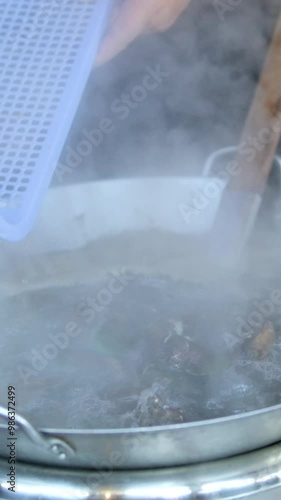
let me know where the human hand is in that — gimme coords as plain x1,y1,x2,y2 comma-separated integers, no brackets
96,0,191,66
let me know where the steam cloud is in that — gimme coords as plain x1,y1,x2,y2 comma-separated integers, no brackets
55,0,280,184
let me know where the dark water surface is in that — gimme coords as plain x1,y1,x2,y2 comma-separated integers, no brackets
1,272,281,430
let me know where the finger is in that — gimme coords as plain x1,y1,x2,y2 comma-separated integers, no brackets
95,0,149,66
148,0,191,32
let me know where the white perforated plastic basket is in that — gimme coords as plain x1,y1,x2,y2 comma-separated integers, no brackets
0,0,111,241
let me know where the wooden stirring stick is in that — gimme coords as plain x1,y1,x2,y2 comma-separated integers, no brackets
231,13,281,193
211,12,281,261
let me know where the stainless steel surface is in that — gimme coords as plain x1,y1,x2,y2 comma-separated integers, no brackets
1,178,281,470
2,404,281,470
203,147,281,179
0,406,75,461
1,443,281,499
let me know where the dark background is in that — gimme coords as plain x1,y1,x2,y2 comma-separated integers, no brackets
56,0,281,185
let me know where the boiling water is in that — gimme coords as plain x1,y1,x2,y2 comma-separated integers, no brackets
1,273,281,430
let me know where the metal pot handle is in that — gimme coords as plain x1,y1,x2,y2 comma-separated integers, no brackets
0,406,75,460
203,146,281,179
202,146,237,178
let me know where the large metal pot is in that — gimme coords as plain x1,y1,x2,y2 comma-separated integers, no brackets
1,152,281,498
